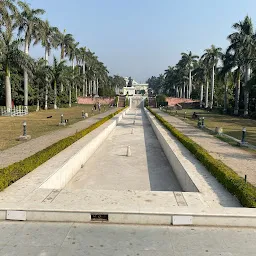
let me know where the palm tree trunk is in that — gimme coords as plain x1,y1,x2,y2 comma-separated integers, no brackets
176,86,179,97
5,65,12,113
24,38,29,110
244,65,250,116
82,62,85,97
179,87,182,98
189,69,192,98
45,85,48,110
200,83,204,108
44,48,49,110
60,46,64,93
96,78,99,96
183,82,185,98
210,65,215,109
85,78,88,97
69,84,72,107
36,99,40,112
205,78,209,108
72,59,75,89
234,70,241,115
54,80,57,109
223,81,227,113
75,85,78,102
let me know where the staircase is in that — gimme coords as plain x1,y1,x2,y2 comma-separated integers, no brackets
118,96,126,107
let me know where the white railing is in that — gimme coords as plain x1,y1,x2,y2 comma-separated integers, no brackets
0,106,28,116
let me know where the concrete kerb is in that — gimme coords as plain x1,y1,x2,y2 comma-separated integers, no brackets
144,108,199,192
40,107,130,189
1,208,256,227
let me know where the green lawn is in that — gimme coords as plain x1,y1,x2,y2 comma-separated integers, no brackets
0,104,110,150
165,108,256,147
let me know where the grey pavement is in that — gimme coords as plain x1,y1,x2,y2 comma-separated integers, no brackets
0,221,255,256
155,109,256,186
0,108,119,168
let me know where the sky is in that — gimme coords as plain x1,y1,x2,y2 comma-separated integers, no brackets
28,0,256,83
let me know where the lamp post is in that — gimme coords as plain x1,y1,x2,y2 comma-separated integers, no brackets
23,121,27,136
201,117,205,127
82,110,85,119
241,127,246,144
61,114,64,124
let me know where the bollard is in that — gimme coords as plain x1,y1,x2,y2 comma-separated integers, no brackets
197,118,201,128
82,110,85,119
23,121,27,136
184,111,187,119
131,128,134,134
201,117,205,127
127,146,131,157
245,175,247,183
59,114,66,126
241,127,246,144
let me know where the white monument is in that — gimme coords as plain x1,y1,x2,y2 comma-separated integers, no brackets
117,77,148,96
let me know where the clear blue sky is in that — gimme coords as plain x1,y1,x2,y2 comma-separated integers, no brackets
29,0,256,82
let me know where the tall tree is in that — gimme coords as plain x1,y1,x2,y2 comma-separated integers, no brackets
181,51,199,98
0,25,34,112
227,15,256,115
49,57,66,109
16,1,45,109
201,45,222,109
34,20,59,109
57,30,74,92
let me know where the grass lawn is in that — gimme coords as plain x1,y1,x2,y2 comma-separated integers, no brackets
0,104,110,150
165,108,256,147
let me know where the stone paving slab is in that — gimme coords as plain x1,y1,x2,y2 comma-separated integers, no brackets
0,108,119,168
155,109,256,186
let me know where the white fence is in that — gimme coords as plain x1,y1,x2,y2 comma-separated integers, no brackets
0,106,28,116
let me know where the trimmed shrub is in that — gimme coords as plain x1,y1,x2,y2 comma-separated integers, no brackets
147,107,256,208
0,108,125,192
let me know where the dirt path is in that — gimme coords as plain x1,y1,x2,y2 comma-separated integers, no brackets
0,108,119,168
155,109,256,186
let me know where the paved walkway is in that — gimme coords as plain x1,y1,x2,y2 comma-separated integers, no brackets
155,109,256,186
66,108,181,192
0,108,119,169
0,222,255,255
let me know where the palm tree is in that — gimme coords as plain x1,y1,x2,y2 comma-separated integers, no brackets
201,45,222,109
33,58,52,111
227,15,256,116
0,0,18,29
34,20,59,110
0,25,34,112
181,51,199,98
49,57,66,109
16,1,45,110
193,60,208,108
79,47,87,97
57,30,74,92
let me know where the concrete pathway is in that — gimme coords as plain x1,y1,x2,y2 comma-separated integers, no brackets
0,108,119,169
0,222,255,256
155,109,256,186
66,108,182,192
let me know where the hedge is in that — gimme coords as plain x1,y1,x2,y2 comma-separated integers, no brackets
0,108,125,192
147,107,256,208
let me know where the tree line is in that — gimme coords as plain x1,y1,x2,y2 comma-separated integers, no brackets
0,0,125,112
147,15,256,116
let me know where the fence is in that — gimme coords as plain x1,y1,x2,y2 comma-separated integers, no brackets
0,106,28,116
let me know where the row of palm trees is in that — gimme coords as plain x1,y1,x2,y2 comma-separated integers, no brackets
150,15,256,116
0,0,115,112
